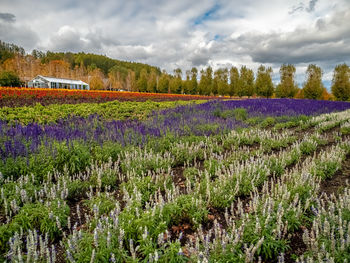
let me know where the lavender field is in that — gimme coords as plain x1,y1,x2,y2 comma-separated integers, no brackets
1,98,350,262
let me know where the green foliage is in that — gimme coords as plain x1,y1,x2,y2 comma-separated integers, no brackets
214,107,248,122
233,108,248,121
0,71,23,87
276,64,299,98
0,100,201,125
311,159,341,179
214,68,229,96
0,40,24,63
170,194,208,227
54,141,91,175
299,140,317,155
42,51,161,77
0,199,69,253
85,193,117,216
229,66,239,96
242,216,290,260
303,64,324,100
198,67,213,95
255,65,274,98
158,73,170,93
121,175,171,205
340,126,350,135
260,117,275,128
261,135,296,153
331,63,350,101
237,66,255,97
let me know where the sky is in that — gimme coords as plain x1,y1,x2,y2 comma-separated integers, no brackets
0,0,350,88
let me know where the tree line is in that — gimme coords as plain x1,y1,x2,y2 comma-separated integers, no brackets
0,41,350,101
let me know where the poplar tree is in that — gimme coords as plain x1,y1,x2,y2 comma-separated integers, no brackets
190,67,198,94
214,68,229,96
303,64,324,99
137,68,148,92
184,70,192,94
158,71,169,93
237,66,254,97
198,67,213,95
169,68,182,94
147,69,157,93
229,66,239,96
331,63,350,101
255,65,274,98
275,64,298,98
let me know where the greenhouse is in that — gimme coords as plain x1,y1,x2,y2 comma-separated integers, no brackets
28,75,89,90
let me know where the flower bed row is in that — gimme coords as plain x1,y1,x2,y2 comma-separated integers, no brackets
0,87,227,107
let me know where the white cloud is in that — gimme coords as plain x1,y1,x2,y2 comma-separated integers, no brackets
0,0,349,87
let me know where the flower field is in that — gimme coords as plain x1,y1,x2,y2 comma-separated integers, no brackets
1,98,350,262
0,87,226,107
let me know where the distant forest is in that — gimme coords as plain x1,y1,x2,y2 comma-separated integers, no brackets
1,40,350,101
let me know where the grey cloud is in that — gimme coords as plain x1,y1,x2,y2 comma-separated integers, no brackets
189,52,211,67
0,13,15,22
289,0,318,14
0,20,39,49
228,10,350,65
48,27,85,52
289,3,304,14
306,0,318,12
48,26,121,53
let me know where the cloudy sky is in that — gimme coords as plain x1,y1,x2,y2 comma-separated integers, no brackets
1,0,350,87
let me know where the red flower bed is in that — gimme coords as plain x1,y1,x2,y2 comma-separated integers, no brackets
0,87,228,107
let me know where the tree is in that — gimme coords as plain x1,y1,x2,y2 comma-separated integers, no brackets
190,67,198,94
0,71,22,86
255,65,274,98
137,69,148,92
303,64,324,99
331,63,350,101
147,69,158,93
126,70,137,92
198,67,213,95
169,68,183,94
214,68,229,96
237,66,254,97
169,77,182,94
320,88,333,100
89,76,104,90
183,68,198,94
275,64,298,98
229,66,239,97
88,68,105,90
108,65,128,90
158,72,170,93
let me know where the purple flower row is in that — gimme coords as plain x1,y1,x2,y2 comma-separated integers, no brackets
1,99,350,160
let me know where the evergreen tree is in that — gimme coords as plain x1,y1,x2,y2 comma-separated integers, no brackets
331,63,350,101
255,65,274,98
275,64,298,98
303,64,324,100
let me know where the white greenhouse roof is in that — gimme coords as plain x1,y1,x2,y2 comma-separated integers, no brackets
35,75,88,85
